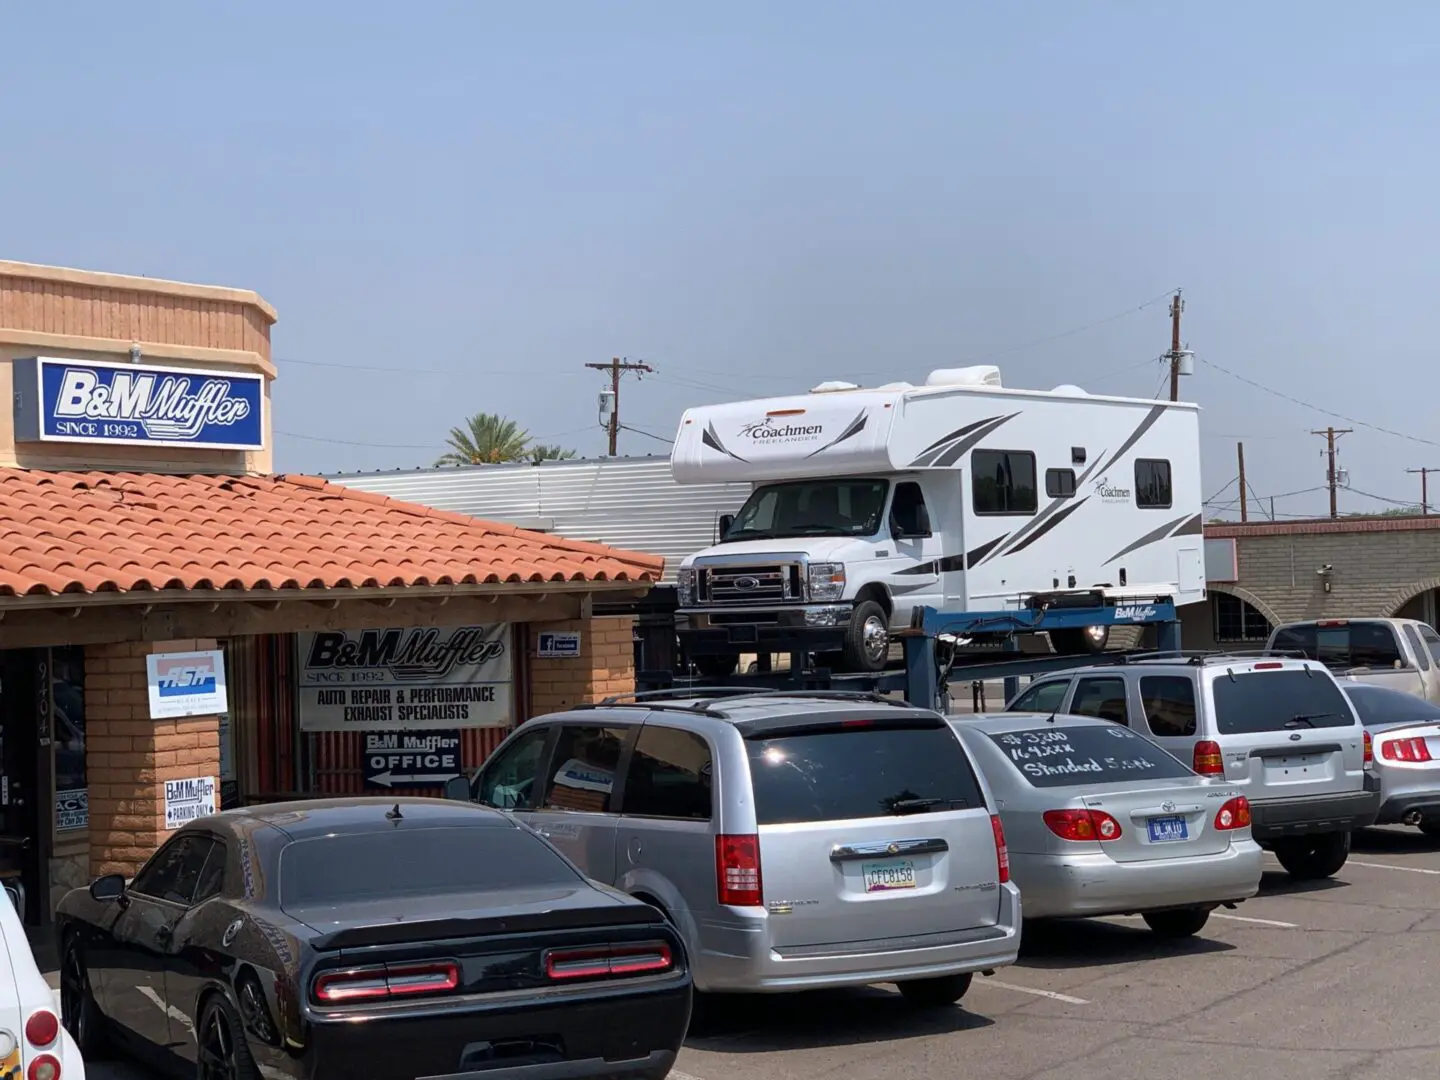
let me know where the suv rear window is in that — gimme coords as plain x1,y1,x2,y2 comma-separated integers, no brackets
744,721,985,824
985,724,1193,788
1211,669,1356,734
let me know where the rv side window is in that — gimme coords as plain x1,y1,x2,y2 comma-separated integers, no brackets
972,450,1038,516
890,482,932,537
1045,468,1077,498
1135,459,1172,509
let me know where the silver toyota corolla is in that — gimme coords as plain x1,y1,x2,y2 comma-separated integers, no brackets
950,712,1264,937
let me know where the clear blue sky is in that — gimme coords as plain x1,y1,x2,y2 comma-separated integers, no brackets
4,2,1437,520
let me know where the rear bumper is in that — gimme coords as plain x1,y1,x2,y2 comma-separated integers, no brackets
1376,793,1440,824
1250,782,1382,841
1011,841,1264,920
689,882,1022,993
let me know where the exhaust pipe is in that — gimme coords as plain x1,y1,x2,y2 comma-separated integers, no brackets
1404,809,1424,827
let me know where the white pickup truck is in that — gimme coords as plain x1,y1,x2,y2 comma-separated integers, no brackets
1267,617,1440,704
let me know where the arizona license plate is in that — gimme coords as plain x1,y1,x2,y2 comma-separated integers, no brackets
861,859,916,892
1146,816,1189,843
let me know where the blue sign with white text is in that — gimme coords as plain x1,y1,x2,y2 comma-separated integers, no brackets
13,356,265,450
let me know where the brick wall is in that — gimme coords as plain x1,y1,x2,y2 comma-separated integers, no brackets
527,616,637,716
85,639,221,878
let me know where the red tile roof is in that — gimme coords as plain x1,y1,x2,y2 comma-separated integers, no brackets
0,470,664,599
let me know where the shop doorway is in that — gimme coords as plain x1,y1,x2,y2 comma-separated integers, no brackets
0,650,46,925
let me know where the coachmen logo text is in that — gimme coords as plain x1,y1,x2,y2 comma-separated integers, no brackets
307,626,505,681
54,367,252,441
1093,475,1132,502
739,416,825,444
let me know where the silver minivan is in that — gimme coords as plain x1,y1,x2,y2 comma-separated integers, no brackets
449,691,1021,1005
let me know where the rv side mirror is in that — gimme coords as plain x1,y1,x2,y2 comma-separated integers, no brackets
890,519,906,541
717,514,735,540
443,775,472,802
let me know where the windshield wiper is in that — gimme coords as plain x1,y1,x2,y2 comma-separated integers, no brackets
888,797,966,815
1285,712,1342,728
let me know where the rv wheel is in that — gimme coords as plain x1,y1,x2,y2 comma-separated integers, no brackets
1051,626,1110,655
842,600,891,673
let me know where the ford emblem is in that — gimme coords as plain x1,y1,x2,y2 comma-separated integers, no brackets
1289,732,1302,741
887,842,900,855
734,576,759,590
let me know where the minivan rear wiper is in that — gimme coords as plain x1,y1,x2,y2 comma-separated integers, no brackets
1285,712,1342,728
888,797,967,814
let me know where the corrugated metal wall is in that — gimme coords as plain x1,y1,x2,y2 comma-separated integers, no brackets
328,456,753,583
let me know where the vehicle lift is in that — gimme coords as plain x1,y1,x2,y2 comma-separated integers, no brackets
636,601,1183,713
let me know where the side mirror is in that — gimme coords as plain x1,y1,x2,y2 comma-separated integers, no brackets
443,775,472,802
890,520,906,541
89,874,126,903
717,513,735,541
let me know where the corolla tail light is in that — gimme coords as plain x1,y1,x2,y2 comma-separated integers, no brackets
1214,796,1252,830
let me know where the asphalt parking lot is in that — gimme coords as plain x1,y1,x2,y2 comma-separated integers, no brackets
87,825,1440,1080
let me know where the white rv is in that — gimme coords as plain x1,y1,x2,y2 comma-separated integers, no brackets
670,365,1206,675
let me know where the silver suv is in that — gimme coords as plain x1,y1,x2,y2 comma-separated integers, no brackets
449,690,1021,1006
1004,656,1381,880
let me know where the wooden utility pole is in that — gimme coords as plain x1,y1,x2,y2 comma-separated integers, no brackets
1167,290,1185,402
1237,442,1248,522
1311,426,1353,519
1407,467,1439,515
585,357,653,456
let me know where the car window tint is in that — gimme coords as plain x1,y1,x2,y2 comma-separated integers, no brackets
1070,677,1129,724
540,726,629,812
987,724,1194,788
278,826,581,908
1139,676,1198,737
1420,625,1440,666
1348,622,1405,668
131,835,215,905
1009,680,1069,713
1403,625,1431,671
477,726,550,809
193,842,227,903
1271,625,1316,658
621,727,713,820
890,482,932,537
744,719,985,825
1211,670,1355,733
1344,686,1440,728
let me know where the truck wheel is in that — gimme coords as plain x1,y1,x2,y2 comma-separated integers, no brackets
694,655,738,679
842,600,890,673
1051,626,1110,655
1273,831,1351,880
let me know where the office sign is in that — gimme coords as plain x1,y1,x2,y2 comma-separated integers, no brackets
536,630,581,659
147,650,229,720
295,624,513,731
362,730,463,788
12,356,265,450
164,776,217,830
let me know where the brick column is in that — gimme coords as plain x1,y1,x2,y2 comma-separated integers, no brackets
527,616,636,717
86,639,222,878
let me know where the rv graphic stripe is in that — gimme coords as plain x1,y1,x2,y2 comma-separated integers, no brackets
702,421,748,462
803,410,869,459
1103,513,1191,566
977,456,1105,565
894,552,970,578
915,415,1004,458
907,413,1017,468
1170,513,1203,537
932,414,1020,468
964,535,1009,569
1091,403,1167,479
1006,497,1091,556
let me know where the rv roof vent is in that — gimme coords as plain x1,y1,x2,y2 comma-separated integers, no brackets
875,381,914,390
1051,383,1089,395
810,380,861,393
924,365,1002,388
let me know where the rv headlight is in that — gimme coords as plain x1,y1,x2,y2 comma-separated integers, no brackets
807,562,846,602
677,567,697,607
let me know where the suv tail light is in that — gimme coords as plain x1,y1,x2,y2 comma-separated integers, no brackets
1363,730,1374,766
545,942,674,981
1382,736,1433,763
1043,808,1123,841
313,961,459,1004
1214,796,1252,830
716,833,763,906
1193,740,1224,776
990,814,1010,884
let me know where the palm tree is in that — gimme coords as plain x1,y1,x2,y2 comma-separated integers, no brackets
529,444,577,464
435,413,532,466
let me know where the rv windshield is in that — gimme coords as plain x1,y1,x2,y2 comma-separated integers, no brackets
723,479,890,541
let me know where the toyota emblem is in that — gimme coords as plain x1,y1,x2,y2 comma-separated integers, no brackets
1161,801,1176,813
734,576,760,590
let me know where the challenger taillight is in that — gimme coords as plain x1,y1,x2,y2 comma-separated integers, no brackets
544,942,674,982
313,960,459,1004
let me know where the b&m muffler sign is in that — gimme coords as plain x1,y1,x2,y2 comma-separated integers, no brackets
295,624,513,731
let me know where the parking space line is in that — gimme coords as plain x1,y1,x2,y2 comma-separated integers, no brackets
671,1071,706,1080
1349,859,1440,876
1211,912,1298,928
984,979,1089,1005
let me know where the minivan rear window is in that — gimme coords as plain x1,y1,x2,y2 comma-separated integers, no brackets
744,723,985,825
1211,669,1356,734
985,724,1193,788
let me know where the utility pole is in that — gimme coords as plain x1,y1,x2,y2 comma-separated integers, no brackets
585,357,653,456
1237,442,1248,522
1407,467,1439,515
1311,426,1353,519
1167,290,1185,402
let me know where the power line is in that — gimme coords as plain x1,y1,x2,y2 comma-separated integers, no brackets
619,423,674,445
275,425,594,451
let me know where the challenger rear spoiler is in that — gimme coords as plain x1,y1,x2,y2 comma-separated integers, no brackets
304,903,665,952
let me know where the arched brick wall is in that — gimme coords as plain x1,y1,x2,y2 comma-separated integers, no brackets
1383,577,1440,617
1207,582,1283,628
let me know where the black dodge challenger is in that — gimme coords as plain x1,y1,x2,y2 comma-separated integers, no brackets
55,797,692,1080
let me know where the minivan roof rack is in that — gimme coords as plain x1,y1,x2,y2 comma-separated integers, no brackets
575,686,917,714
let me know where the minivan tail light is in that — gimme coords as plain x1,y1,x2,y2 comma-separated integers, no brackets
715,833,763,906
990,814,1010,884
1214,796,1252,830
1193,740,1224,776
545,942,674,981
1043,809,1123,842
313,961,459,1004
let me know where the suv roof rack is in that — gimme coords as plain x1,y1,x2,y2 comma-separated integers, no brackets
1113,647,1310,666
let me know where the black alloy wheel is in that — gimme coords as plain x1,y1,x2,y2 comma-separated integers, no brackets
60,944,107,1059
198,997,260,1080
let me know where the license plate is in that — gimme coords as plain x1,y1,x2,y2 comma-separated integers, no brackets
1146,816,1188,843
861,859,916,892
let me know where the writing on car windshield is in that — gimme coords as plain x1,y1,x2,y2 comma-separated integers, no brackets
986,725,1193,788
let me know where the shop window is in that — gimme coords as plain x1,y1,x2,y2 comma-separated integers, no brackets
1213,594,1272,643
1135,459,1173,509
973,450,1038,516
51,646,86,832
